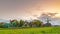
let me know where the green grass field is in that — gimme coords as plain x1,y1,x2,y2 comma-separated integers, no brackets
0,27,60,34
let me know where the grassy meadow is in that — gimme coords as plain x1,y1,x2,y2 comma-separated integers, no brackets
0,27,60,34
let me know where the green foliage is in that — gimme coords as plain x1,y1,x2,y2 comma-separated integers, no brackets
9,19,43,27
43,23,51,27
19,20,25,27
10,19,18,27
0,27,60,34
0,23,4,28
32,20,43,27
3,23,11,28
0,19,52,28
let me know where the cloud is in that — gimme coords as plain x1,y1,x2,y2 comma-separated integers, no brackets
36,12,58,20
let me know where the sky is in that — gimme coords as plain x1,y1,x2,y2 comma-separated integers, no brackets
0,0,60,25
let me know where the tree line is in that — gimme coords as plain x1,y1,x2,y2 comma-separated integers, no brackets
0,19,52,28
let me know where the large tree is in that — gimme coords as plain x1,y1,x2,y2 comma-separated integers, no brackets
19,20,25,27
10,19,18,27
31,20,43,27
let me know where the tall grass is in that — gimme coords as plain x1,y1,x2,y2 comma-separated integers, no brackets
0,27,60,34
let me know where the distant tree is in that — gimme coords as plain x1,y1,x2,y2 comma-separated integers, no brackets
29,21,32,27
19,20,25,27
3,23,12,28
22,20,30,27
43,23,51,27
43,18,52,27
31,20,43,27
0,22,4,28
10,19,18,27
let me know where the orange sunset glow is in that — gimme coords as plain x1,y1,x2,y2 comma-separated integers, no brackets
0,0,60,25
